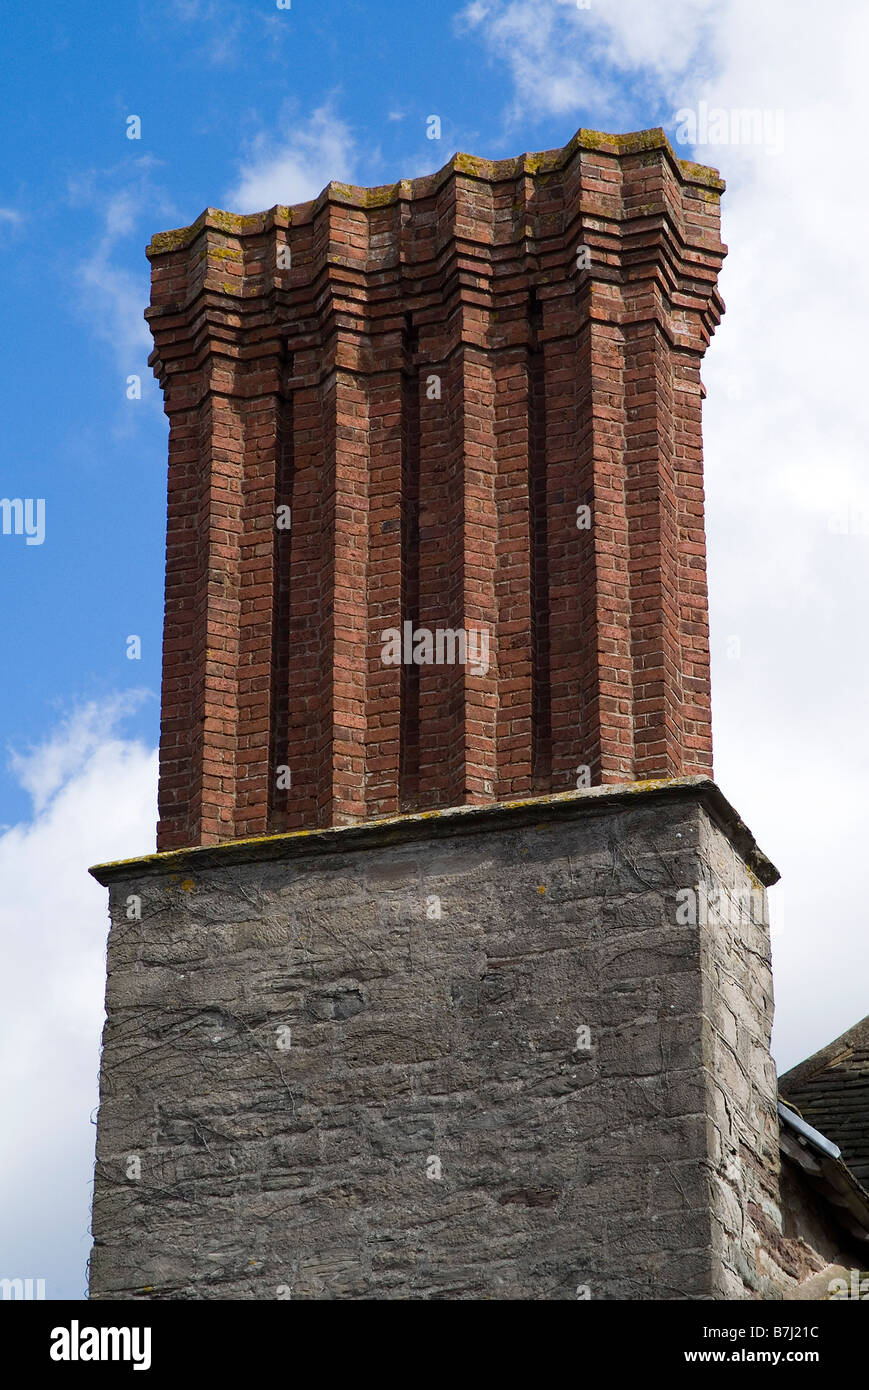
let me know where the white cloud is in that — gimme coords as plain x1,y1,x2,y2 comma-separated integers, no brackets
0,701,157,1298
8,693,153,815
463,0,869,1075
76,191,154,361
78,258,152,359
457,0,721,123
225,104,356,213
168,0,278,66
67,161,172,369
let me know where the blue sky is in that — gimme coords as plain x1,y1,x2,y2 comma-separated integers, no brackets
0,0,695,831
2,0,869,1301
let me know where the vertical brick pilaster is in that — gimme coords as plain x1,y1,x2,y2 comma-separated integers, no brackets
326,364,370,824
365,360,405,818
543,303,586,795
157,397,206,850
236,363,282,840
196,382,245,844
494,347,534,799
416,343,463,808
267,372,295,833
673,345,712,776
284,368,326,828
460,343,499,802
583,306,633,784
623,314,681,778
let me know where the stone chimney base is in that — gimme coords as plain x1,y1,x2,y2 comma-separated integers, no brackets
89,779,781,1300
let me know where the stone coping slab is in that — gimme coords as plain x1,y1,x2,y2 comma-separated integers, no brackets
90,776,779,887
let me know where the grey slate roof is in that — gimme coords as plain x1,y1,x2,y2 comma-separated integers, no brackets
779,1013,869,1189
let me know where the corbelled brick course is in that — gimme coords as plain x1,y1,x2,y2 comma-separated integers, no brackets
147,128,726,850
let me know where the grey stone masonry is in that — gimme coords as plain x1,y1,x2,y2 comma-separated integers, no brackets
88,778,781,1300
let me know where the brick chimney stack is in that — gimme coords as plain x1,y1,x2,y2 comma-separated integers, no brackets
146,128,726,850
91,134,796,1306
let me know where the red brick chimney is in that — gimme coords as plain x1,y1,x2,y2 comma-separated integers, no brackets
146,127,726,850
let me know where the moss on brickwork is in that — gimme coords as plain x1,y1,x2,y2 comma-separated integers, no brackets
148,223,199,255
453,152,489,179
361,183,403,208
145,127,725,256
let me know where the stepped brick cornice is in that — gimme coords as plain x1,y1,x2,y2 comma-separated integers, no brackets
146,126,727,850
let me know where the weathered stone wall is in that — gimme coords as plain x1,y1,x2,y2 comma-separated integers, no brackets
695,814,781,1295
89,780,780,1300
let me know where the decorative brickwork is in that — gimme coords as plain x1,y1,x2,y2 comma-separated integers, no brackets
147,128,726,850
